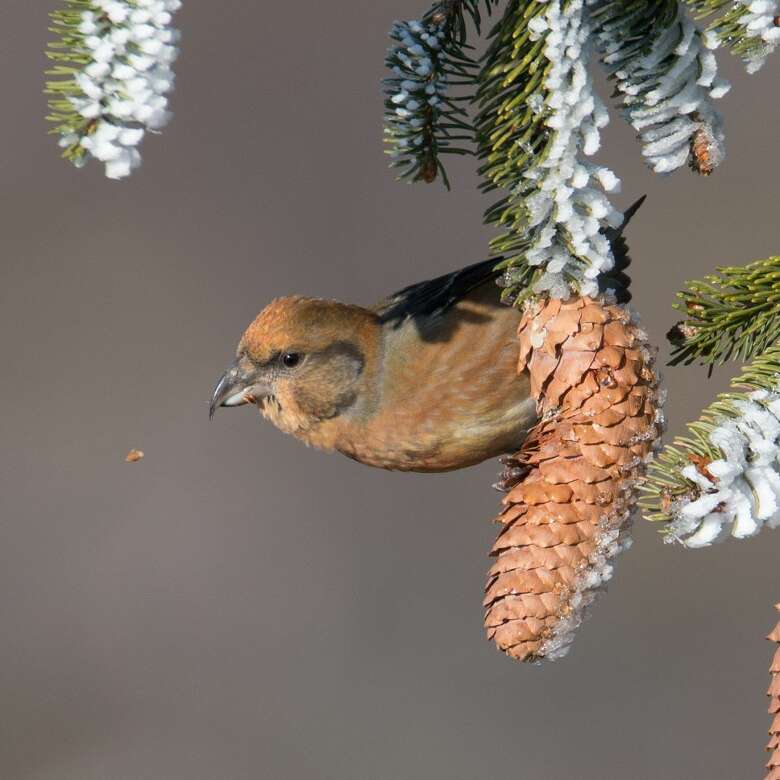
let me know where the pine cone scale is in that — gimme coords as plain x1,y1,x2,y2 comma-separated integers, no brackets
768,605,780,779
484,593,563,626
488,542,596,576
493,521,596,549
485,296,661,662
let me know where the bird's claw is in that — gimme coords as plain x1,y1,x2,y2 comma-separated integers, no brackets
493,457,529,492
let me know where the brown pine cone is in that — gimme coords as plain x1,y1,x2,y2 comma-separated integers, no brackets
768,604,780,780
484,296,663,662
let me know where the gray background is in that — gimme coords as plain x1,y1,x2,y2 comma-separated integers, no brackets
1,2,778,778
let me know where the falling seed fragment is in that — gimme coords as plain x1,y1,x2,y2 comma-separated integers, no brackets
125,449,144,463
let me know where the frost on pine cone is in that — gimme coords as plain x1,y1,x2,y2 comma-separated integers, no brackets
769,604,780,780
485,296,662,661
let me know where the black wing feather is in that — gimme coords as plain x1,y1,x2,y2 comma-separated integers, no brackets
376,195,645,324
375,257,503,326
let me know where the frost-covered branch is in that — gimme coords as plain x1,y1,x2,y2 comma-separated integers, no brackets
477,0,623,301
46,0,181,179
643,255,780,547
643,344,780,547
380,0,779,300
686,0,780,73
589,0,730,175
383,2,496,187
663,390,780,547
383,19,473,188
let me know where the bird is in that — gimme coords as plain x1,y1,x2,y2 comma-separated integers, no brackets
209,259,535,472
209,199,643,473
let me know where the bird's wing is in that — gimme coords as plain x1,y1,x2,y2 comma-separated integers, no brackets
374,195,645,325
373,257,503,327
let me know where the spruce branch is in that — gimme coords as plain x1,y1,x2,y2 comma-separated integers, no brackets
382,2,497,188
589,0,730,175
685,0,780,73
475,0,623,302
668,255,780,366
45,0,181,179
427,0,501,41
641,344,780,545
381,0,771,300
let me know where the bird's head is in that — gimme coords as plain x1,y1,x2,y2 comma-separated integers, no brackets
210,296,381,435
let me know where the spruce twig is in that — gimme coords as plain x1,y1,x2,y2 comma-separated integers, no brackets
668,256,780,367
383,1,498,188
641,343,780,542
45,0,181,179
685,0,780,72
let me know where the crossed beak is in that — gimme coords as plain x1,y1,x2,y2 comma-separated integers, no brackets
209,359,269,419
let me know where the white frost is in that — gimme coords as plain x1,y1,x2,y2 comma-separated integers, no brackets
64,0,182,179
589,1,729,174
521,0,623,300
737,0,780,73
540,521,633,660
667,390,780,547
384,19,448,163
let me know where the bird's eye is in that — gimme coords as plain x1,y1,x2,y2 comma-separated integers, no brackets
281,352,301,368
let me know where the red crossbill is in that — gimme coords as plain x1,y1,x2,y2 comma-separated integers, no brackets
210,259,536,472
210,200,640,474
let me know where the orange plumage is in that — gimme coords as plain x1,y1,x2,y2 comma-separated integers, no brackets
210,260,537,472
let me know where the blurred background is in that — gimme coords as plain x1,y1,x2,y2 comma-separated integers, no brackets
1,2,779,778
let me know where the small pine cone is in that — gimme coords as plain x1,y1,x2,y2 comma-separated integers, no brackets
484,296,662,662
689,125,717,176
768,604,780,780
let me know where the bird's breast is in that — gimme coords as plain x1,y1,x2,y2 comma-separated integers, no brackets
333,288,538,471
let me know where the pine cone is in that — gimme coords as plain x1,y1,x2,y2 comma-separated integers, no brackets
485,296,662,661
768,604,780,780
